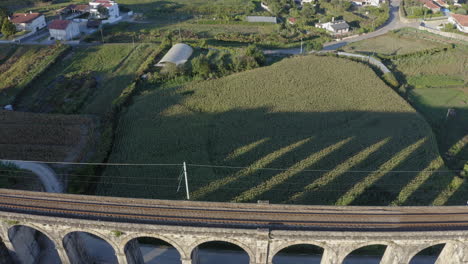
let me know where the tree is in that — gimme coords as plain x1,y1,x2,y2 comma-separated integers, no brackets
245,44,265,65
0,7,9,21
191,54,211,79
2,18,16,37
97,5,109,18
305,40,323,52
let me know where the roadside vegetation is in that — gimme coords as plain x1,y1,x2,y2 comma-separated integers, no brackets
97,55,454,206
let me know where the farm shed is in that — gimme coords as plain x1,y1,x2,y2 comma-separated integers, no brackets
156,43,193,67
246,16,277,23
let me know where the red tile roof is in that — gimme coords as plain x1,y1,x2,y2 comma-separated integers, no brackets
424,1,440,10
288,18,297,23
48,20,71,30
451,14,468,27
10,13,42,24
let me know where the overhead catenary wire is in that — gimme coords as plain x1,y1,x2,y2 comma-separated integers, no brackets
0,159,462,173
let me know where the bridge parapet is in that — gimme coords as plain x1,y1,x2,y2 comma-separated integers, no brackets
1,211,468,264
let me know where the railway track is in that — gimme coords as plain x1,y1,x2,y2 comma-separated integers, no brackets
1,189,468,231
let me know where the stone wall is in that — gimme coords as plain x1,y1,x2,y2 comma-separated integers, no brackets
1,211,468,264
418,26,468,42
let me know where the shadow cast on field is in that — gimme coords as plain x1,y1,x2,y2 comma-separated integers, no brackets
99,87,466,206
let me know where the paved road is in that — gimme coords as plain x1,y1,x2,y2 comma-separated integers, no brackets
265,0,421,55
0,161,63,193
337,52,390,73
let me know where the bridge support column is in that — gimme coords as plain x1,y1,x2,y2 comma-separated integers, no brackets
115,252,127,264
55,245,71,264
181,257,192,264
380,242,421,264
436,241,468,264
252,228,270,264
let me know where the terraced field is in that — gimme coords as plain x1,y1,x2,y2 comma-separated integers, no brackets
99,55,457,206
16,43,159,115
0,44,68,106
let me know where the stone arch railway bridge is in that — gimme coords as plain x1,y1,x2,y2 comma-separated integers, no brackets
1,189,468,264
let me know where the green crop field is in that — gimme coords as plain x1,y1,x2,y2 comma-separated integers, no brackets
17,43,158,115
391,44,467,89
97,55,459,206
0,110,95,162
0,44,67,106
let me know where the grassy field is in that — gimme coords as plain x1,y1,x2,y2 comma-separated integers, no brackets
17,43,159,115
342,30,448,56
97,55,456,206
341,29,467,202
0,110,95,162
391,44,467,89
0,44,68,106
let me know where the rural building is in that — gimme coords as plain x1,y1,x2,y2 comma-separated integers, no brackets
449,14,468,33
433,0,448,7
423,1,441,12
58,4,90,16
351,0,383,7
48,20,80,40
9,12,46,32
246,16,277,23
156,43,193,67
316,18,350,34
295,0,314,4
288,17,297,25
89,0,120,20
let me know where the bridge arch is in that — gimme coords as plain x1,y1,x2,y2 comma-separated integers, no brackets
120,233,187,258
268,241,328,263
62,229,119,264
407,242,447,263
341,241,389,263
9,223,58,246
61,228,119,250
8,223,62,264
188,237,255,262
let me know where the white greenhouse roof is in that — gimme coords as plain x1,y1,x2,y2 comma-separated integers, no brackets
156,43,193,67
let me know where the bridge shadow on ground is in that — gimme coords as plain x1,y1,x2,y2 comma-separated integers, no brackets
98,86,466,206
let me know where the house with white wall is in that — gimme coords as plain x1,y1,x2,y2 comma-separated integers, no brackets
48,20,80,40
89,0,120,20
351,0,384,7
9,12,46,32
316,18,350,34
449,14,468,33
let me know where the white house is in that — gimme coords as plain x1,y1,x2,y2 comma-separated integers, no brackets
316,18,350,34
9,12,46,32
351,0,384,7
89,0,120,20
449,14,468,33
48,20,80,41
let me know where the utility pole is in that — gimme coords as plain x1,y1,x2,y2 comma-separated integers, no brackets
183,162,190,200
179,26,182,42
100,27,104,43
300,37,303,54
